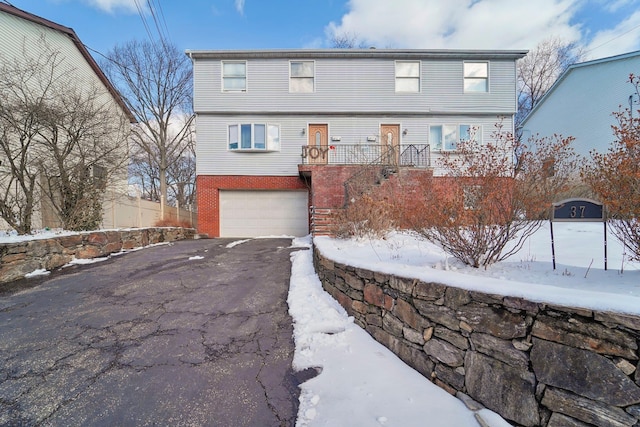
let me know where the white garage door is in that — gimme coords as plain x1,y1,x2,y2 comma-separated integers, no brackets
220,190,309,237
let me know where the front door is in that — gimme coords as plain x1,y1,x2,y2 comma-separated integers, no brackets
308,124,328,165
380,124,400,165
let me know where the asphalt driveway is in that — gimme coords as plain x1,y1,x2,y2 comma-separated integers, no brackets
0,238,303,426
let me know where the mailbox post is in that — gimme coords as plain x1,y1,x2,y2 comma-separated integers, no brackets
551,198,606,270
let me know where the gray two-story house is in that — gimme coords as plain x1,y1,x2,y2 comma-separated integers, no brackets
187,49,526,238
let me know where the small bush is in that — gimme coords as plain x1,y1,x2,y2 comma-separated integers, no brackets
154,218,193,228
332,194,394,239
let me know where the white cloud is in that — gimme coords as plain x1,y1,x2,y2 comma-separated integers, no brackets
84,0,143,14
326,0,640,59
595,0,635,13
326,0,582,51
235,0,245,15
584,10,640,59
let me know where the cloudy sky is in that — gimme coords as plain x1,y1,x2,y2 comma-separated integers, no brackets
6,0,640,60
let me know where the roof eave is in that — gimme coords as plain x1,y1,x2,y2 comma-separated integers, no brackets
185,48,528,61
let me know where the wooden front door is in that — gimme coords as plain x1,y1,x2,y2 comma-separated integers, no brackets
308,124,328,165
380,124,400,165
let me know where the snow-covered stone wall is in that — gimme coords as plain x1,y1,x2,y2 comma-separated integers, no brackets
0,228,195,285
313,249,640,427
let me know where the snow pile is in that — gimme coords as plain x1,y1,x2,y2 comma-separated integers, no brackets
287,222,639,426
288,237,482,427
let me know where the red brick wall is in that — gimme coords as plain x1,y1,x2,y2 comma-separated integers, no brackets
302,165,363,208
196,175,309,237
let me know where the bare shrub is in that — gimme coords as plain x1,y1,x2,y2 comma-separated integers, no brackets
332,194,395,239
404,121,578,268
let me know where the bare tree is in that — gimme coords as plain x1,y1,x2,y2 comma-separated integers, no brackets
36,81,129,230
102,40,194,211
517,37,584,127
331,32,370,49
0,51,44,234
129,127,195,208
0,38,129,232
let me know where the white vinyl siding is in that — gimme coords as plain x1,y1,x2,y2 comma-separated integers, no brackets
219,190,309,237
193,57,518,114
195,114,503,176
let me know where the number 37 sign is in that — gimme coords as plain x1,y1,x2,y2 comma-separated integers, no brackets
550,198,607,270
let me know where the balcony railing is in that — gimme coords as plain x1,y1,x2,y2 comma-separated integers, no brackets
301,144,431,168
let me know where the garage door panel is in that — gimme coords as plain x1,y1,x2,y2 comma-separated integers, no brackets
220,190,309,237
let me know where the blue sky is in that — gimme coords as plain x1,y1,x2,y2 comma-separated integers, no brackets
4,0,640,60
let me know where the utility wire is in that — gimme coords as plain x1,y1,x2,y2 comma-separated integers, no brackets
584,21,640,56
133,0,155,44
147,0,172,46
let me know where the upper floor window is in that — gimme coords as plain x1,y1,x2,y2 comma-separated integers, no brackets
464,62,488,92
228,123,280,151
395,61,420,92
430,124,480,151
290,61,314,92
222,61,246,92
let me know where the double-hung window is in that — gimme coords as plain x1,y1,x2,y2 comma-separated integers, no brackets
395,61,420,92
463,62,488,93
430,124,480,151
222,61,246,92
290,61,314,92
228,123,280,151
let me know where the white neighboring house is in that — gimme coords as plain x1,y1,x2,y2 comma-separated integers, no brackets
521,50,640,159
0,3,135,231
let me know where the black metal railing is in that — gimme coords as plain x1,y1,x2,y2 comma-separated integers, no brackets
301,144,430,167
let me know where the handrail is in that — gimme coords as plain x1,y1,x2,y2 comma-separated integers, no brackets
301,143,430,167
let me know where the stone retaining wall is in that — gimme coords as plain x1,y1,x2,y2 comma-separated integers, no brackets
313,249,640,427
0,228,195,285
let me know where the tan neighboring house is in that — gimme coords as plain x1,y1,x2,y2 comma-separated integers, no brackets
0,3,137,231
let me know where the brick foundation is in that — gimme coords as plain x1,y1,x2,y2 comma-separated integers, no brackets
196,175,309,237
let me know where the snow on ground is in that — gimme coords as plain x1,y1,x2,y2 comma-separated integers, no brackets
287,222,639,427
0,228,79,243
312,222,640,315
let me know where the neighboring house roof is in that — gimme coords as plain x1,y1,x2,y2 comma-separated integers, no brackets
186,48,528,61
0,2,136,123
519,49,640,158
522,50,640,124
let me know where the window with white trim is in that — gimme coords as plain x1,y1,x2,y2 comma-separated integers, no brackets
228,123,280,151
463,62,488,92
290,61,314,92
430,124,481,151
395,61,420,92
222,61,246,92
